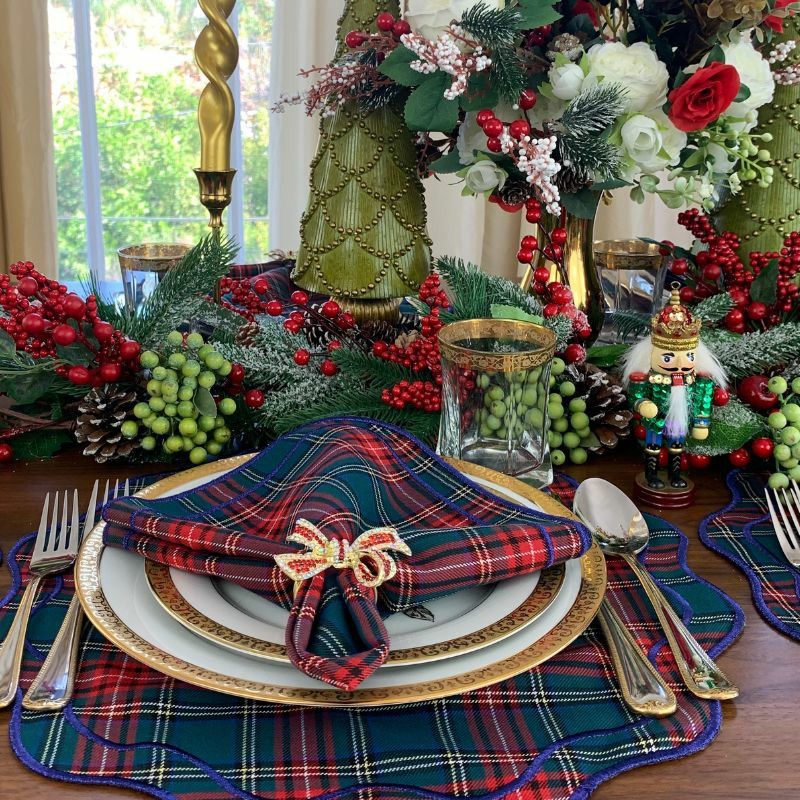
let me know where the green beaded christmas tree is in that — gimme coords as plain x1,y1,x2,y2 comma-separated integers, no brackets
714,20,800,251
293,0,432,321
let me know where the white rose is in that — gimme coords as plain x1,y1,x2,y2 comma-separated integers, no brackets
619,111,687,177
586,41,669,113
548,63,586,100
462,160,508,194
405,0,503,40
720,34,775,118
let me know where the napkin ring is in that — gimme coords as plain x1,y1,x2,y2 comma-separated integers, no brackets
275,519,411,593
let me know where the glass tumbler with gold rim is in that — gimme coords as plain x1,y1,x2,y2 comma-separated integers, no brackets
118,244,191,313
437,319,557,488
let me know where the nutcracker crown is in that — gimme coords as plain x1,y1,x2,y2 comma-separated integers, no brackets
651,284,701,351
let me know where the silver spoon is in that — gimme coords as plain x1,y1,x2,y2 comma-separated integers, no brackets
574,479,738,701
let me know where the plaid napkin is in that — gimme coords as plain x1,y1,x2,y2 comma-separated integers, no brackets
101,417,590,690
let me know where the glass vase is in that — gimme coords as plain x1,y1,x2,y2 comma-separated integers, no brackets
437,319,557,488
593,239,667,343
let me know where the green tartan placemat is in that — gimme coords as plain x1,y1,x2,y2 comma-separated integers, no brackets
1,474,743,799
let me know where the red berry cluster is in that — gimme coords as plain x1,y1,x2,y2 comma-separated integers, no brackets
344,10,410,49
523,25,553,48
373,276,450,412
0,262,140,386
476,107,534,155
217,276,293,321
673,210,800,331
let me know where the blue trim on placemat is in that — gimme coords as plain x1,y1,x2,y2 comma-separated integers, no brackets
699,470,800,642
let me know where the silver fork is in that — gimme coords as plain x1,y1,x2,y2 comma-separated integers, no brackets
0,490,81,708
764,481,800,568
23,479,129,710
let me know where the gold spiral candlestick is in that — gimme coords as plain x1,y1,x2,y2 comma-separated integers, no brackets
194,0,239,230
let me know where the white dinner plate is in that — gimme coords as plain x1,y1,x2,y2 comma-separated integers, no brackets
76,455,605,706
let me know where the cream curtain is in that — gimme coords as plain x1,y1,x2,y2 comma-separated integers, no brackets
268,1,688,277
0,0,58,277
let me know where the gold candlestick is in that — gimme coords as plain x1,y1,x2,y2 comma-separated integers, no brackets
194,0,238,230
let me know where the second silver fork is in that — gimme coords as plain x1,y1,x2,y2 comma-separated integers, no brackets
23,479,129,711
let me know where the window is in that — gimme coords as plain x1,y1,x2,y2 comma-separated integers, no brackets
48,0,273,284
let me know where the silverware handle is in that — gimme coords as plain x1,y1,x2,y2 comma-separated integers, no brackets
22,593,84,711
622,553,739,701
596,598,677,717
0,576,42,708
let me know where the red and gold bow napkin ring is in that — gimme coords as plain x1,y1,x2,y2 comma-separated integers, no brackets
273,519,412,590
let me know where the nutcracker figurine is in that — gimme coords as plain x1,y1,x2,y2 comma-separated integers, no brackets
622,285,727,508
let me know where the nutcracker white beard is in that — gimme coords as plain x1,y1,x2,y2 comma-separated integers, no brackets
664,384,689,440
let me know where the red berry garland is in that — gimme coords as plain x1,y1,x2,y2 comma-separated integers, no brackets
0,261,140,384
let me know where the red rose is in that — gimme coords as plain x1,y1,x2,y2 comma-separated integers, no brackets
667,62,741,133
572,0,599,26
764,0,795,33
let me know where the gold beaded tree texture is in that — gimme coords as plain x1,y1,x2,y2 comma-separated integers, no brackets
293,0,432,321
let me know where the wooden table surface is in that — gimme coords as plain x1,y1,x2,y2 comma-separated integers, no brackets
0,449,796,800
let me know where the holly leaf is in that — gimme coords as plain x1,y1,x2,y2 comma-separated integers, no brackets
587,343,630,369
6,371,55,404
592,178,630,191
749,258,779,305
56,342,95,365
11,429,72,461
515,0,561,29
490,304,543,325
430,150,464,174
734,84,751,103
193,386,218,419
378,45,427,87
561,188,600,220
460,72,500,112
0,329,15,356
404,73,460,132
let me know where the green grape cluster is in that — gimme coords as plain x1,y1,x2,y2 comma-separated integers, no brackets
548,367,594,467
765,375,800,491
123,330,236,465
472,357,564,445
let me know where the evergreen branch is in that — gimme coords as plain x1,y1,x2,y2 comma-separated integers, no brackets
459,3,521,48
559,134,621,180
708,323,800,379
268,384,441,443
558,84,627,136
687,398,767,456
611,309,650,341
491,46,526,103
694,292,734,323
332,348,418,385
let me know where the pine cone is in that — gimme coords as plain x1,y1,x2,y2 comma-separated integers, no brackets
496,179,532,208
236,321,260,347
359,319,400,345
556,166,590,195
74,386,140,463
566,363,634,453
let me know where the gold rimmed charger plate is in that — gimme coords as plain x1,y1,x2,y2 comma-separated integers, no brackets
75,454,606,707
145,557,565,666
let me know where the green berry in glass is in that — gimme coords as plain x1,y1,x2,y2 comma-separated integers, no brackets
559,381,576,397
551,358,565,376
198,371,216,389
551,449,566,466
563,431,580,450
571,412,590,430
553,417,569,433
570,447,588,465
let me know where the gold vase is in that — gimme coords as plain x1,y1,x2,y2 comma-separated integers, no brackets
530,209,604,346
